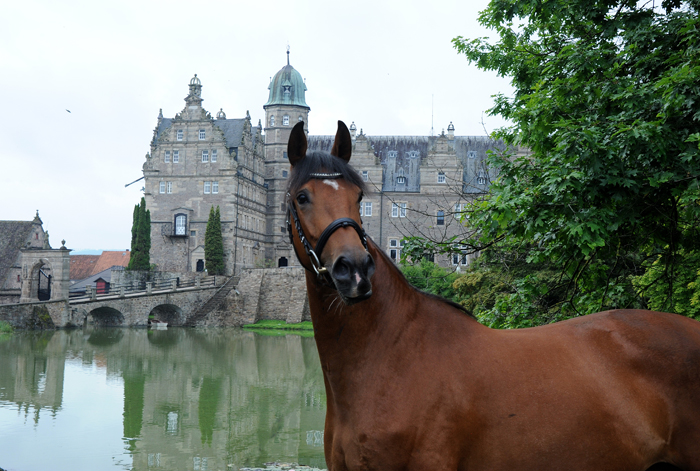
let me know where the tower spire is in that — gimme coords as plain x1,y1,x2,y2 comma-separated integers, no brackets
287,44,290,65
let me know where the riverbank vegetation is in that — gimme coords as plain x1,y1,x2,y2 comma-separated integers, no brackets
243,320,314,337
0,320,13,333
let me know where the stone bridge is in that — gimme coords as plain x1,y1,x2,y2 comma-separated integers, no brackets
0,267,311,329
68,283,223,327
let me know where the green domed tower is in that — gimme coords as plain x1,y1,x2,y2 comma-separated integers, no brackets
264,50,310,267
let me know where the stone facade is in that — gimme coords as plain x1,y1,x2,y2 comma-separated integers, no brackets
144,58,518,275
0,213,71,304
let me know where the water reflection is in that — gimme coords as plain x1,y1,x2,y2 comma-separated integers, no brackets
0,328,327,471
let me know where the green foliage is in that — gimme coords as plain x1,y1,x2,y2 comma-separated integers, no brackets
204,206,225,275
127,198,151,271
400,258,460,301
0,320,13,333
243,320,314,330
450,0,700,317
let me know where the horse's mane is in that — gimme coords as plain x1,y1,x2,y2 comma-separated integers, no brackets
287,151,368,196
367,237,475,319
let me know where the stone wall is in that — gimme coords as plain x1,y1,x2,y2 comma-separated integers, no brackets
0,300,69,329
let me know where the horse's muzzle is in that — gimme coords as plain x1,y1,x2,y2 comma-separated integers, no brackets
331,252,375,305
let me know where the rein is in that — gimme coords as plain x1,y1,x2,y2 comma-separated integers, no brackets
286,172,368,285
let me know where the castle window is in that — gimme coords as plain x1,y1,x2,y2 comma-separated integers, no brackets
282,170,288,178
167,182,172,194
283,151,288,159
437,172,446,183
17,274,20,283
190,230,196,237
477,175,487,185
452,253,468,265
202,150,209,162
283,115,290,126
174,214,187,236
454,203,463,219
361,202,372,217
391,202,407,218
362,171,368,181
437,210,445,225
468,151,477,159
298,116,303,122
177,130,183,141
270,116,275,126
173,150,179,163
212,181,219,194
165,150,171,163
388,239,405,261
211,149,217,162
199,129,206,140
204,181,211,194
160,182,165,194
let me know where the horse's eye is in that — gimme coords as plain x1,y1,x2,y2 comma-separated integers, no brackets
296,193,309,205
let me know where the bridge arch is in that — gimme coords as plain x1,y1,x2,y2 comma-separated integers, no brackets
149,304,185,326
89,306,125,326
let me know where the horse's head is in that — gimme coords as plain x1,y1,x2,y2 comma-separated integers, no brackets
286,120,375,305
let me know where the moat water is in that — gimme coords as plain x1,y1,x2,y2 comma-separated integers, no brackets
0,328,327,471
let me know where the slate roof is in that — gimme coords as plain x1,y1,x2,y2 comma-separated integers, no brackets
154,117,249,149
69,255,100,281
307,134,504,193
69,266,118,292
213,119,246,147
0,221,34,288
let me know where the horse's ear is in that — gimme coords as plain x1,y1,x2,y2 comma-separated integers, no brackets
287,121,307,167
331,120,352,163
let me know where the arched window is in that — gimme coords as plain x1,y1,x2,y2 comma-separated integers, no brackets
174,214,187,236
196,260,204,272
278,257,288,267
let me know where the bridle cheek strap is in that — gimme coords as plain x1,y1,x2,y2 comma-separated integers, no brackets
286,194,368,284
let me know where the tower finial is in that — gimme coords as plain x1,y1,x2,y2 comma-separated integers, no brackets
287,44,290,65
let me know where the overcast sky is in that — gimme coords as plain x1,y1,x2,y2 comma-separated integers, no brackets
0,0,512,253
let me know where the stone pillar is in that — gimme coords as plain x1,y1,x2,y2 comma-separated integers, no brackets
146,282,153,294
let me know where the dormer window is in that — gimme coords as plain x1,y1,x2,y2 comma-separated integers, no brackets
397,168,406,184
283,85,291,96
177,130,183,141
199,129,206,140
174,214,187,236
283,115,289,126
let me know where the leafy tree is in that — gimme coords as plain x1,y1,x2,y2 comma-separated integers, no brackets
127,198,151,271
448,0,700,317
205,206,225,275
400,258,460,301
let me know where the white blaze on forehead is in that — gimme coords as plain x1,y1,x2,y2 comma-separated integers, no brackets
322,179,339,190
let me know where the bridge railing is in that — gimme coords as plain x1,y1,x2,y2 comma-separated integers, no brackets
68,275,219,301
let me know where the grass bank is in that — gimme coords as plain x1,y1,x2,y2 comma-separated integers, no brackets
0,321,13,334
243,320,314,337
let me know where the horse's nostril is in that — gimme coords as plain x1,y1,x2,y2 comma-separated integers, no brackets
332,257,351,280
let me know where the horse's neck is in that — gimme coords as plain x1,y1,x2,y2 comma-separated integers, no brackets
306,241,419,370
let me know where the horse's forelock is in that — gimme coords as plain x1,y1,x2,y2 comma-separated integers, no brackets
287,151,367,195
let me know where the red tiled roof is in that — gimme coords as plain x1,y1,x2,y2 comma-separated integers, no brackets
92,250,130,274
70,255,99,281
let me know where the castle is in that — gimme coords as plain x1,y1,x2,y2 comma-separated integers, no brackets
143,55,505,275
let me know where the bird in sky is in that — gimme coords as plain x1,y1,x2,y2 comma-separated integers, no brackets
66,109,71,113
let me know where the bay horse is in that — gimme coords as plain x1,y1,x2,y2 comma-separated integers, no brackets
285,120,700,471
